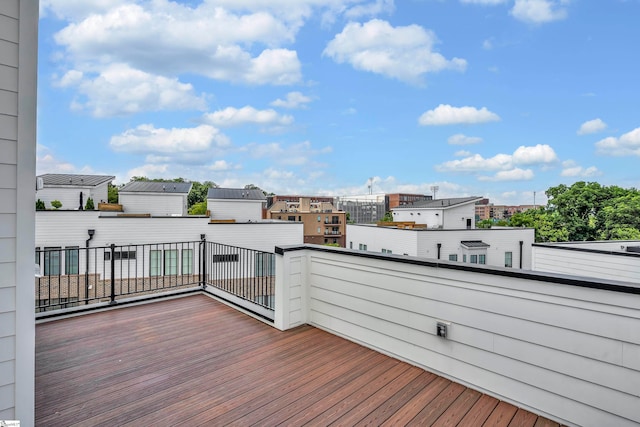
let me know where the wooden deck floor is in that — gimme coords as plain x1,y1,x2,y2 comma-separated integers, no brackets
36,295,562,426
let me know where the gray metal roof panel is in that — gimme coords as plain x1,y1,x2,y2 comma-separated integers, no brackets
119,181,193,194
38,174,115,187
394,196,483,209
460,240,490,248
207,188,266,200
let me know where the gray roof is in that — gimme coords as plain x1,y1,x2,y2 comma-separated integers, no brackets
207,188,266,201
38,174,114,187
460,240,490,248
394,196,483,209
119,181,193,194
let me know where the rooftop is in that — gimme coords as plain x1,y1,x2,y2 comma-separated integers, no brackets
394,197,483,210
208,187,266,200
38,173,115,187
119,181,193,194
36,295,562,426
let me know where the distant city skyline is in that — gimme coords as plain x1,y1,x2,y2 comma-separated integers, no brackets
36,0,640,205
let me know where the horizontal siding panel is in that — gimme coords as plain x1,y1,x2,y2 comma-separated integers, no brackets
0,214,15,238
0,15,18,43
0,114,17,140
0,0,19,19
623,343,640,371
0,263,15,289
0,89,17,116
310,272,624,364
0,336,13,362
0,39,17,68
310,257,640,344
0,239,15,263
0,164,16,188
0,383,14,412
0,65,17,92
0,287,15,312
0,360,14,387
0,312,15,338
0,139,16,164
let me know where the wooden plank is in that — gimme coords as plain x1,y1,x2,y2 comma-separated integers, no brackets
407,382,466,426
508,408,539,427
482,401,519,427
457,394,500,426
381,376,450,426
432,388,482,427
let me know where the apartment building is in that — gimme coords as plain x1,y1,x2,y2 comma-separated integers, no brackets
266,196,347,247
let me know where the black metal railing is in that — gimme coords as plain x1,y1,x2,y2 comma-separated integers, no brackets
35,239,276,314
204,242,275,311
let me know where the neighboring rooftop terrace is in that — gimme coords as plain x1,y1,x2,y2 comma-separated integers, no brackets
36,295,562,426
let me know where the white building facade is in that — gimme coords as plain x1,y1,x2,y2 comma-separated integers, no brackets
347,224,535,269
207,188,265,222
35,174,113,210
118,181,192,216
391,197,482,230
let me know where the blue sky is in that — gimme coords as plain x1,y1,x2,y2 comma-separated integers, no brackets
36,0,640,204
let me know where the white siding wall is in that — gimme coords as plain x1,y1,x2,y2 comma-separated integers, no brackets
276,248,640,427
347,224,419,255
347,225,534,269
532,245,640,283
0,0,37,423
120,193,187,216
36,186,92,210
208,199,263,222
36,211,303,253
393,203,476,229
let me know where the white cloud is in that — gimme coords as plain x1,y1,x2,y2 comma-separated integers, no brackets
482,39,493,50
577,118,607,135
478,168,534,182
448,133,483,145
56,64,206,117
344,0,395,19
595,127,640,157
512,144,558,165
270,92,313,109
208,160,238,171
52,2,302,87
561,160,601,177
244,140,332,167
436,144,557,181
40,0,129,20
323,19,466,85
36,144,94,175
109,124,231,164
419,104,500,126
454,150,472,157
510,0,568,24
204,106,294,128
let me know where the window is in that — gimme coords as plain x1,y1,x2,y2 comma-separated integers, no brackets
212,254,239,263
35,247,40,265
479,254,486,265
317,215,321,222
505,252,513,268
44,247,61,276
287,216,295,221
104,251,137,261
182,249,193,275
463,254,467,263
255,253,275,277
470,254,478,264
359,244,368,251
382,249,392,254
349,242,353,249
150,250,161,276
448,254,458,261
164,249,178,275
65,246,79,274
317,227,321,233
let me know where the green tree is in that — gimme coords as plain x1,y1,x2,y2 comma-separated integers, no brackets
381,211,393,222
188,181,217,208
36,199,45,210
476,219,493,229
84,197,95,210
108,183,119,203
51,200,62,209
188,201,208,215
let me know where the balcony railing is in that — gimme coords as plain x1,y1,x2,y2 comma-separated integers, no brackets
35,239,275,316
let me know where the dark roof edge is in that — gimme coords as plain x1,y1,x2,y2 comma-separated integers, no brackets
532,243,640,258
274,244,640,295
